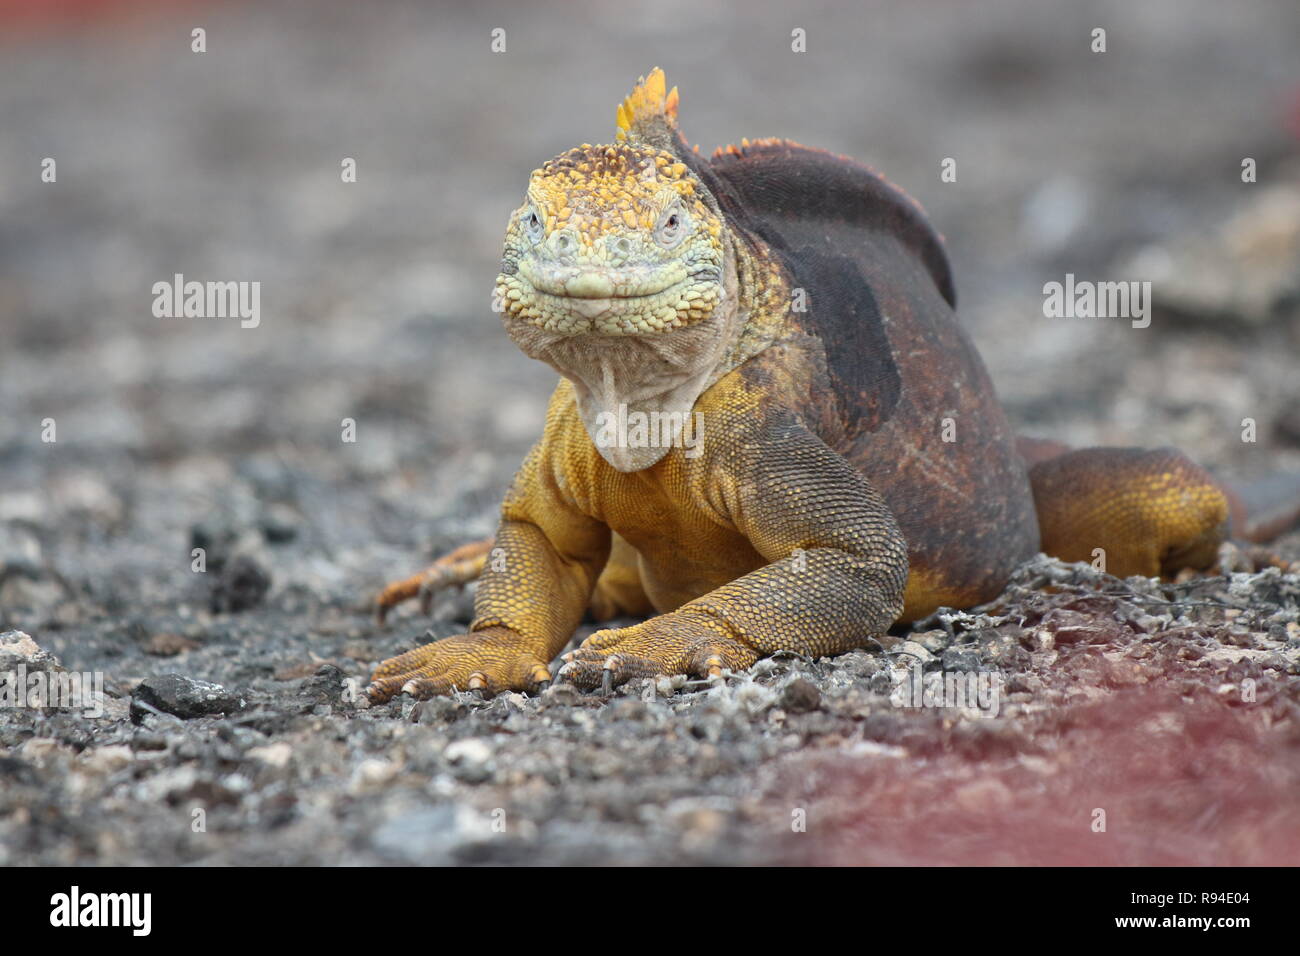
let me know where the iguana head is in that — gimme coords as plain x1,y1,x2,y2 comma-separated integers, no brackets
493,69,746,472
495,143,725,335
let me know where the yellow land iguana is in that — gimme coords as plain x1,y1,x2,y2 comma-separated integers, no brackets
367,68,1295,702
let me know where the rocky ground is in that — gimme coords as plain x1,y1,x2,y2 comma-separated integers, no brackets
2,0,1300,865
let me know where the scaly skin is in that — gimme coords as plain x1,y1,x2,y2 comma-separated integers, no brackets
369,68,1236,702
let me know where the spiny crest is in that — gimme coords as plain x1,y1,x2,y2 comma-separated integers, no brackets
614,67,680,149
538,144,691,181
710,137,866,171
711,137,798,159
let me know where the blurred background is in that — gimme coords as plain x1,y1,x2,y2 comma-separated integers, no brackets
1,0,1298,865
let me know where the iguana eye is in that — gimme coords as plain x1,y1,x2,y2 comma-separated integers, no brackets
523,208,545,243
656,207,689,248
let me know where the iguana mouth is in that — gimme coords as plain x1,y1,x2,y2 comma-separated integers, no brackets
518,261,691,300
559,289,683,322
538,268,722,301
546,283,684,304
496,268,724,335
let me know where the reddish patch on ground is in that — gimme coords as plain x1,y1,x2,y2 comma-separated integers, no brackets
771,686,1300,865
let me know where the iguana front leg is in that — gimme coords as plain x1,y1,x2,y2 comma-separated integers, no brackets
559,415,910,691
367,448,611,701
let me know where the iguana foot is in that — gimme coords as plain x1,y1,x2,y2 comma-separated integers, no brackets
557,612,759,694
374,537,493,625
366,627,551,702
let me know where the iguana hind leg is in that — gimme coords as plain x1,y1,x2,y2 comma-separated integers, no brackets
1024,444,1229,578
374,537,494,624
375,533,650,625
587,533,654,621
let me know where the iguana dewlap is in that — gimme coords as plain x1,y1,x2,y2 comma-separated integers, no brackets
368,68,1234,700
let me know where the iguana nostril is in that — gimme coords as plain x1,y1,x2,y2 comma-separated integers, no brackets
612,237,632,256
